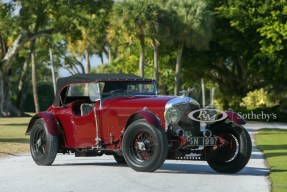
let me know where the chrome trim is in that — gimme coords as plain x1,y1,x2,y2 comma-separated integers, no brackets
97,82,103,109
203,129,212,137
165,97,200,109
153,80,158,95
93,106,102,149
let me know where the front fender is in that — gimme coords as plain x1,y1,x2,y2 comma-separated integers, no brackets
26,112,61,136
126,110,161,129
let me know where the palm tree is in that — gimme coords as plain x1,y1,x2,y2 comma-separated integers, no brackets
166,0,213,95
108,0,159,78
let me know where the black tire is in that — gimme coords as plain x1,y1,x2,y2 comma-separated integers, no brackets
206,122,252,173
30,119,58,166
122,119,168,172
113,154,126,164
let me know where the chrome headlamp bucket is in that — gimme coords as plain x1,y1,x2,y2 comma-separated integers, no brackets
164,96,201,136
164,107,181,124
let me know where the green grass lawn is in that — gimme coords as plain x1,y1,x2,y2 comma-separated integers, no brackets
256,129,287,192
0,117,30,158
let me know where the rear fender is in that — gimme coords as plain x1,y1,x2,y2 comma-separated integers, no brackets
26,112,61,136
125,110,161,130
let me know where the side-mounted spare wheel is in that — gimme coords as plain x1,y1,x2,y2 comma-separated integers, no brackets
206,122,252,173
30,119,58,165
122,119,168,172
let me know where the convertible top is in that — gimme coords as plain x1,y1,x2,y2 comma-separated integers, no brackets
56,74,151,91
53,73,152,107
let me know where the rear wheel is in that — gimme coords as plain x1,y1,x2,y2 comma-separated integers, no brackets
30,119,58,165
122,119,168,172
206,122,252,173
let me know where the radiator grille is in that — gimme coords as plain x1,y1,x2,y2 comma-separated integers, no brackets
174,103,200,136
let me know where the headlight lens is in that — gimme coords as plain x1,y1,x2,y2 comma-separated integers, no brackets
164,107,181,124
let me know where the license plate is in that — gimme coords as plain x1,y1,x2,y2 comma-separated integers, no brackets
189,137,217,146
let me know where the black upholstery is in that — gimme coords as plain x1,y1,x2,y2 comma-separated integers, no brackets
80,103,94,116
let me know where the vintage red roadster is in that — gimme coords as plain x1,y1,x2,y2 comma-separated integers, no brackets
26,74,251,173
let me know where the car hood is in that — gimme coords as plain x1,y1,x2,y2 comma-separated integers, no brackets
102,95,176,109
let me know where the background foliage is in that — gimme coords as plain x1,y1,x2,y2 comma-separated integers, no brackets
0,0,286,121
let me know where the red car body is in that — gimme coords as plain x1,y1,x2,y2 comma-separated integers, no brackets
47,95,172,148
26,74,251,173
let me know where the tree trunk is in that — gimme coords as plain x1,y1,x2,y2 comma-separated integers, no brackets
49,48,56,96
31,50,40,113
0,70,22,116
16,55,30,109
139,37,145,77
174,43,184,96
16,41,36,108
153,42,159,87
100,52,104,65
108,48,113,64
201,78,205,108
0,29,53,116
85,49,90,74
0,36,22,117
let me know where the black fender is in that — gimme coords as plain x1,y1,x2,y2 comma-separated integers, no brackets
26,112,61,136
225,111,246,125
125,110,162,130
206,111,246,131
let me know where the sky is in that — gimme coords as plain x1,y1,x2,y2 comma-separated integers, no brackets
58,54,108,77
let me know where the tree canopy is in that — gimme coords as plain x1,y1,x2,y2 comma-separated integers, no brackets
0,0,286,117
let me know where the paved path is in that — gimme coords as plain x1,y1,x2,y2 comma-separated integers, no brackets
1,121,286,192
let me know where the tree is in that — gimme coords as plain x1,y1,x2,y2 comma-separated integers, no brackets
165,0,213,95
201,0,287,108
0,0,109,116
108,0,160,78
66,0,113,74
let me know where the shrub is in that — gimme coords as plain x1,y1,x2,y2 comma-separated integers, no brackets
240,88,279,110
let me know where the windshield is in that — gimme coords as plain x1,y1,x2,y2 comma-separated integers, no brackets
101,81,156,98
58,81,156,106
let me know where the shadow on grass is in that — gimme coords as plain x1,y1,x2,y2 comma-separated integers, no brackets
257,144,287,159
257,144,287,150
0,123,28,126
271,169,287,173
257,128,287,133
0,138,29,143
0,152,22,156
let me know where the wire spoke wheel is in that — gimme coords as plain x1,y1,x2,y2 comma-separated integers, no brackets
33,129,47,158
123,119,168,172
131,131,155,162
206,122,252,173
216,133,240,163
30,119,58,166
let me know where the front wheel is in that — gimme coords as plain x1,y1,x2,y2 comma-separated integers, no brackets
30,119,58,165
206,122,252,173
122,119,168,172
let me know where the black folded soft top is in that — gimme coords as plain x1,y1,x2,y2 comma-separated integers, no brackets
53,73,152,107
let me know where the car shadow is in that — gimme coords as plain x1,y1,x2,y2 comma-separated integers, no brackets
53,161,128,167
158,162,269,176
53,160,269,176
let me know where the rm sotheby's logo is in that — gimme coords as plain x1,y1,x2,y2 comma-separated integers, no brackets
188,109,228,123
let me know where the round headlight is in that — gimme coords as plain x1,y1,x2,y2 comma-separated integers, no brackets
164,107,181,124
